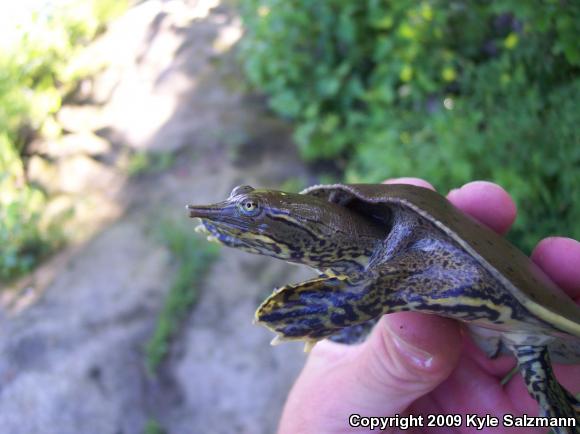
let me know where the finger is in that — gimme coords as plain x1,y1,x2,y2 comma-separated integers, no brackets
278,314,462,433
531,237,580,300
428,350,532,418
447,181,517,235
358,313,463,413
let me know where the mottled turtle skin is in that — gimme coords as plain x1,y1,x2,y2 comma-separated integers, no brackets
187,183,580,433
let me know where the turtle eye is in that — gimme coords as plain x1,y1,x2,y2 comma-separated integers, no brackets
238,198,261,216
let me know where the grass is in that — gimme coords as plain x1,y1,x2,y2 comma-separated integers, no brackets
145,218,220,374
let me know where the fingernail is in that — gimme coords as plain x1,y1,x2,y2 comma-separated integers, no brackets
388,326,434,369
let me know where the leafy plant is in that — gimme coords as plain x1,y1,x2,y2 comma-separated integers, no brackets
0,134,66,280
239,0,580,251
0,0,128,282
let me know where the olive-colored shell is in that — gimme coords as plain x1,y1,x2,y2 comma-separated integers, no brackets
303,183,580,337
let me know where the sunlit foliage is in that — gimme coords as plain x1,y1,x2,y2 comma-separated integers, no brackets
239,0,580,251
0,0,127,281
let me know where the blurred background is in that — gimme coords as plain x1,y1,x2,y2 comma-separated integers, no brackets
0,0,578,433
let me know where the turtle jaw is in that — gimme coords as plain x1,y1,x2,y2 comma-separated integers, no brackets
187,205,284,258
197,220,249,248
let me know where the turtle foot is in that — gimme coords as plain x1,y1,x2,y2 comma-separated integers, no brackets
255,275,369,342
515,345,579,433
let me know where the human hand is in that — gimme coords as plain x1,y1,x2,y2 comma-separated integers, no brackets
277,178,580,433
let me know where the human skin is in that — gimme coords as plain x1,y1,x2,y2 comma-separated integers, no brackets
277,179,580,434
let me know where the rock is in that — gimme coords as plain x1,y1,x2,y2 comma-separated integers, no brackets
57,155,123,197
89,1,169,106
29,132,111,159
0,219,170,434
65,192,123,242
211,18,243,54
39,192,122,243
29,154,124,196
27,155,59,192
40,194,75,227
56,105,105,133
87,0,245,153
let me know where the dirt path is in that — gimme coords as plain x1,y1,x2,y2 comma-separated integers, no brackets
0,2,314,433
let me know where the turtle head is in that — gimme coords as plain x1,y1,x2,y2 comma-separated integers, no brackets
187,185,384,272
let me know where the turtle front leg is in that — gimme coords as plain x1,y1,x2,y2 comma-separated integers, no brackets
255,275,386,347
328,318,379,345
514,345,579,433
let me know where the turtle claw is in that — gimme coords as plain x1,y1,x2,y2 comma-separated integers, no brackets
206,235,219,243
270,335,283,346
195,224,208,234
270,334,318,352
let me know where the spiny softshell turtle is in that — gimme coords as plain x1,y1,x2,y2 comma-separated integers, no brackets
187,183,580,432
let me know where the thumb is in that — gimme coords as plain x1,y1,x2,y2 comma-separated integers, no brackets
278,313,462,433
357,312,462,414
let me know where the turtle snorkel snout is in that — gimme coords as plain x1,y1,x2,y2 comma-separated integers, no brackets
187,200,252,248
187,198,263,237
187,185,259,219
186,203,225,220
